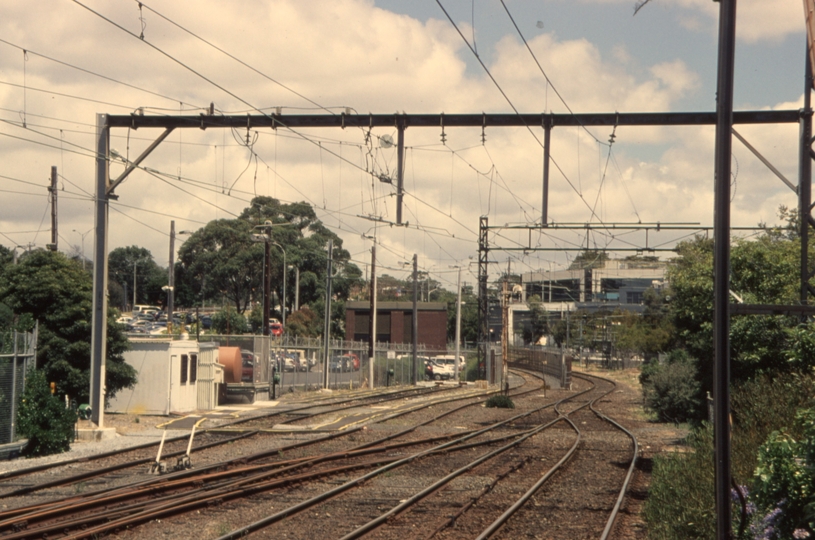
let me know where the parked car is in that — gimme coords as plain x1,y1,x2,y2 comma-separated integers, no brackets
433,355,465,371
342,353,360,371
425,360,454,381
329,356,352,372
270,322,284,337
199,315,213,329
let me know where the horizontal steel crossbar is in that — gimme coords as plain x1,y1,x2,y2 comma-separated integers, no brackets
105,110,800,130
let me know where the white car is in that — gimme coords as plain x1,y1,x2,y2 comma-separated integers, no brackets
433,355,465,371
426,361,456,381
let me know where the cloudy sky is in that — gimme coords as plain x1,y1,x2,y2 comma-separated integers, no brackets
0,0,806,290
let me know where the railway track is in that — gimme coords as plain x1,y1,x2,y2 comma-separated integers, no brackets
0,374,542,538
0,370,637,539
0,384,457,498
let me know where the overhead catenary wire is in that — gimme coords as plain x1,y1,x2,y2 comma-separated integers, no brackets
0,38,202,108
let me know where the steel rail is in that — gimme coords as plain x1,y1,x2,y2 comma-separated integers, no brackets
347,375,598,540
473,372,637,540
0,384,448,494
0,373,542,535
0,430,258,498
585,373,640,540
213,377,560,539
0,384,442,488
65,399,556,539
474,374,615,539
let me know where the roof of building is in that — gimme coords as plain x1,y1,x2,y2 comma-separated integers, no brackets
346,301,447,311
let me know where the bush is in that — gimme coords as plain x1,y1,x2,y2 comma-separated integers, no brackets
642,350,702,423
643,427,716,540
211,308,247,335
643,374,815,539
17,368,77,457
463,356,481,382
747,408,815,539
485,395,514,409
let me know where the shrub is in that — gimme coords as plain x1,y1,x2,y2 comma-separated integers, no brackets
211,309,247,335
485,395,514,409
642,350,702,423
643,374,815,539
17,368,77,457
643,426,716,540
748,408,815,539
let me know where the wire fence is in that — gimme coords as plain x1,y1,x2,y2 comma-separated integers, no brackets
0,326,37,445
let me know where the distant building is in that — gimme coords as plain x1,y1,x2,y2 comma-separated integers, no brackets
489,257,669,346
345,301,448,350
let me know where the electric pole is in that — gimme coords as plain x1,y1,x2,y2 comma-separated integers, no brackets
166,221,175,334
454,265,462,382
369,244,377,389
412,253,418,385
322,239,334,389
48,166,58,251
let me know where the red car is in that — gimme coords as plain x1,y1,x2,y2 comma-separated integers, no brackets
342,353,360,371
270,322,283,336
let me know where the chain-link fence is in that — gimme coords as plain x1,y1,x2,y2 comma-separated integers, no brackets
0,326,37,445
197,334,477,394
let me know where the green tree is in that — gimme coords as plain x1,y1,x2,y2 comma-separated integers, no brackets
0,250,135,402
211,307,247,334
177,196,362,325
286,306,321,337
17,368,78,457
108,246,166,310
523,295,549,345
667,227,815,421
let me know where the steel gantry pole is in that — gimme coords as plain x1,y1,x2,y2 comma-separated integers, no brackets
800,45,814,308
713,0,738,536
478,216,489,381
90,114,110,428
396,117,406,225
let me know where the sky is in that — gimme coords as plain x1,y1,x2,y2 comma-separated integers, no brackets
0,0,807,292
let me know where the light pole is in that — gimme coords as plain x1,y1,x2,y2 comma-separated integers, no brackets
73,228,93,271
251,221,293,335
271,242,286,329
290,265,299,312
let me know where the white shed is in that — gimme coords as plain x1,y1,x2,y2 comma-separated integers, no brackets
107,339,202,415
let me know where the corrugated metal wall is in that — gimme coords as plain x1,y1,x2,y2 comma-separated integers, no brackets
196,342,220,410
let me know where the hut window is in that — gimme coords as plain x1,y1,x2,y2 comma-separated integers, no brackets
181,354,188,384
190,354,198,383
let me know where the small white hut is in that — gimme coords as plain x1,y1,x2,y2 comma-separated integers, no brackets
107,339,205,415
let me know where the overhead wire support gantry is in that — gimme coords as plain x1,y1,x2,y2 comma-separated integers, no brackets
89,107,803,429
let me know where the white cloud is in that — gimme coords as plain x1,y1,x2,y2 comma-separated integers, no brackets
0,0,804,279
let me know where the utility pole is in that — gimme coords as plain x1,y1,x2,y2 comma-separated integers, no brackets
133,261,138,310
368,245,377,389
48,166,57,251
454,265,462,382
411,253,418,385
293,266,300,312
501,275,509,391
263,237,270,335
322,240,333,389
166,221,175,334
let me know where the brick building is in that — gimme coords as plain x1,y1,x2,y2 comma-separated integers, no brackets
345,301,448,350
